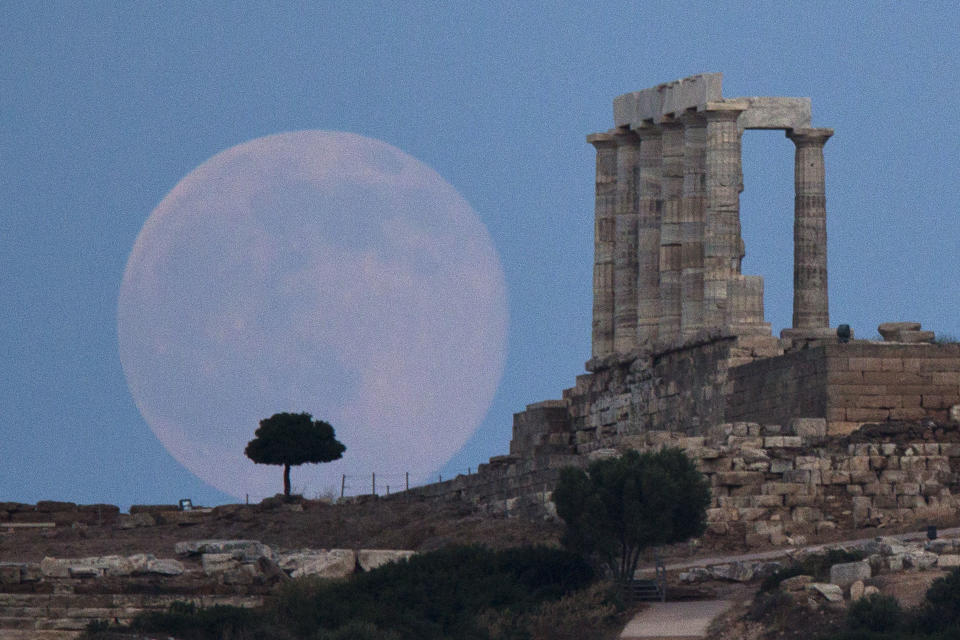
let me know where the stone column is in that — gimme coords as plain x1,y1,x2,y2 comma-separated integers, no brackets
587,132,617,359
612,127,641,353
703,103,747,329
680,111,707,337
634,123,663,345
657,120,684,341
787,128,833,330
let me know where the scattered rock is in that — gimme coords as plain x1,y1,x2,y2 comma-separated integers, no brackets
806,582,844,602
277,549,356,578
850,580,865,600
175,539,273,561
829,560,871,588
780,574,813,591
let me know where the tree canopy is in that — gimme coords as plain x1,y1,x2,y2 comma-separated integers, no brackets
553,447,710,583
244,412,345,496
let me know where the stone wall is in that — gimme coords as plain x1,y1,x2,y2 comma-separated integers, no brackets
726,342,960,435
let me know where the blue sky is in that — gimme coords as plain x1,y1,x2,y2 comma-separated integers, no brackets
2,2,958,507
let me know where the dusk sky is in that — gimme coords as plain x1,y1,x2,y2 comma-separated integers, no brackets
2,2,958,508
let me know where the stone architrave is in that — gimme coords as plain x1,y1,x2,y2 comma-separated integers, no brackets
787,128,832,330
703,102,748,329
657,119,684,340
679,111,707,336
587,133,618,359
612,127,642,353
633,123,663,344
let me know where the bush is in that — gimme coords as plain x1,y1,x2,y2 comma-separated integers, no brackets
272,545,595,640
916,567,960,634
846,594,905,634
129,601,283,640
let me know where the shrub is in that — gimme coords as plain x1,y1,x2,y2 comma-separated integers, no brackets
916,567,960,634
846,594,904,634
129,602,281,640
272,545,594,640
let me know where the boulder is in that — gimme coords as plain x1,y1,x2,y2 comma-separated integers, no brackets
678,567,712,584
710,561,754,582
357,550,416,572
147,558,185,576
904,551,939,570
806,582,844,602
277,549,356,578
850,580,865,600
128,553,155,573
780,574,813,591
830,560,871,588
864,586,881,597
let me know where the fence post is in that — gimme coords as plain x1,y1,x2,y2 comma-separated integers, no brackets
372,472,376,496
405,472,409,491
340,474,346,499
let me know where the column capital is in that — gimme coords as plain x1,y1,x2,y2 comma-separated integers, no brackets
586,131,617,148
787,127,834,146
702,100,749,123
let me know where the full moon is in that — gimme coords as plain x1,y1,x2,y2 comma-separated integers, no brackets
118,131,508,500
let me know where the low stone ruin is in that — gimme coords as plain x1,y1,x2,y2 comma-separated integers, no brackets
0,539,415,634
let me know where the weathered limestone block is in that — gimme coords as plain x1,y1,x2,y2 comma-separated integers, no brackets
937,554,960,568
710,561,754,582
780,574,813,591
357,550,416,572
202,553,240,575
829,560,871,587
790,418,827,439
905,551,939,570
175,540,273,562
40,556,134,578
148,558,185,576
277,549,357,578
807,582,843,602
850,580,865,600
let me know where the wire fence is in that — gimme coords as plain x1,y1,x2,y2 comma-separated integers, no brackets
337,467,478,498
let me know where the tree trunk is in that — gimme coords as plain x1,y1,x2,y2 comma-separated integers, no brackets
283,464,291,496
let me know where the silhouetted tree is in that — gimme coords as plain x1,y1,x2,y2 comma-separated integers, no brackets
553,448,710,583
244,412,345,496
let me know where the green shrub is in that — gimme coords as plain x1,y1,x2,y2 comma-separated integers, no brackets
129,602,281,640
273,545,594,640
846,594,904,634
916,567,960,634
312,620,402,640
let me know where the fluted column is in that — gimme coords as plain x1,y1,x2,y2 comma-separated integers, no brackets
612,127,641,353
787,127,833,329
703,103,747,329
634,124,663,345
680,111,707,336
657,120,684,340
587,132,618,358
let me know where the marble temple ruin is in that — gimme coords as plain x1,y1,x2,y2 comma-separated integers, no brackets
587,72,833,363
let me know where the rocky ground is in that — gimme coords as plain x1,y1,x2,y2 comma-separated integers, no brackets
0,495,563,564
